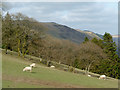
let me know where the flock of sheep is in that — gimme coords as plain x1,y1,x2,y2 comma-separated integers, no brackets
23,63,55,72
23,63,106,80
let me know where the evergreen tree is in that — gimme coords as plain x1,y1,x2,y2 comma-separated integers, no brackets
91,37,104,49
84,37,89,43
102,32,120,78
91,37,98,44
91,33,120,79
103,32,117,60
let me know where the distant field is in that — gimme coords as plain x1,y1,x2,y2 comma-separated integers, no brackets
2,52,118,88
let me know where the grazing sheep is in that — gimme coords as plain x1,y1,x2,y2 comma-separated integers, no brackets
23,66,32,72
99,75,106,80
50,65,55,68
88,75,91,77
30,63,36,68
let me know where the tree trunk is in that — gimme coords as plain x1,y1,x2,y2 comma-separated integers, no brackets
5,46,7,54
17,39,20,56
88,63,92,73
85,66,88,75
22,39,26,58
87,61,94,75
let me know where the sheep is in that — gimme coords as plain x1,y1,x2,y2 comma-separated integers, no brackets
23,66,32,72
50,65,55,68
99,75,106,80
88,74,91,77
30,63,36,68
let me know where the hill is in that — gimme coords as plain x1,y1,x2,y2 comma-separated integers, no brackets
75,29,102,39
2,51,118,88
40,22,101,44
2,13,120,80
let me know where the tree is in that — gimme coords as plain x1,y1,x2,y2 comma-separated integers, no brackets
91,37,99,44
78,41,106,75
90,33,120,78
103,32,113,43
91,37,104,49
102,32,120,78
2,12,14,53
73,59,79,68
84,37,89,43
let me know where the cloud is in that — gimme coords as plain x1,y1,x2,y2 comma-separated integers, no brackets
6,2,118,35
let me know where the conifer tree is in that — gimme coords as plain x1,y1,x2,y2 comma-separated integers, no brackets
102,32,119,78
83,37,89,43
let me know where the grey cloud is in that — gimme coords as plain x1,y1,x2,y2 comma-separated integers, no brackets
7,2,118,35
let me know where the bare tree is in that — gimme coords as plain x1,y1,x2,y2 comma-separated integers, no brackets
78,41,107,75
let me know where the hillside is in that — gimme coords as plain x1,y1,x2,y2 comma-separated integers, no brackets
4,20,101,44
2,51,118,88
40,22,101,44
2,13,120,80
75,29,102,39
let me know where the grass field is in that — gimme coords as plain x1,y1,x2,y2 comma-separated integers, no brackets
2,52,118,88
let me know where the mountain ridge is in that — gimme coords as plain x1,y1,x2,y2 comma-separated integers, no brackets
39,22,102,44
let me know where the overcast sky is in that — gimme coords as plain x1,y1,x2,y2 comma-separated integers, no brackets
5,2,118,35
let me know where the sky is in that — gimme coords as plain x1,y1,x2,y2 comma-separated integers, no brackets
4,2,118,35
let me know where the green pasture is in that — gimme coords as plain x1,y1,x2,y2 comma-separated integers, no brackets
2,53,118,88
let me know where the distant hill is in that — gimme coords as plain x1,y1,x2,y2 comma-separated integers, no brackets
112,35,120,54
75,29,102,39
40,22,101,44
95,33,103,39
112,35,119,46
81,30,103,39
74,30,119,50
79,30,119,47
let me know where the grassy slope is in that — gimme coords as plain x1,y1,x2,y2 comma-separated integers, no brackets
2,53,118,88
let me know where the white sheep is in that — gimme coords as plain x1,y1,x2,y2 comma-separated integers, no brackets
88,75,91,77
30,63,36,68
99,75,106,80
50,65,55,68
23,66,32,72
